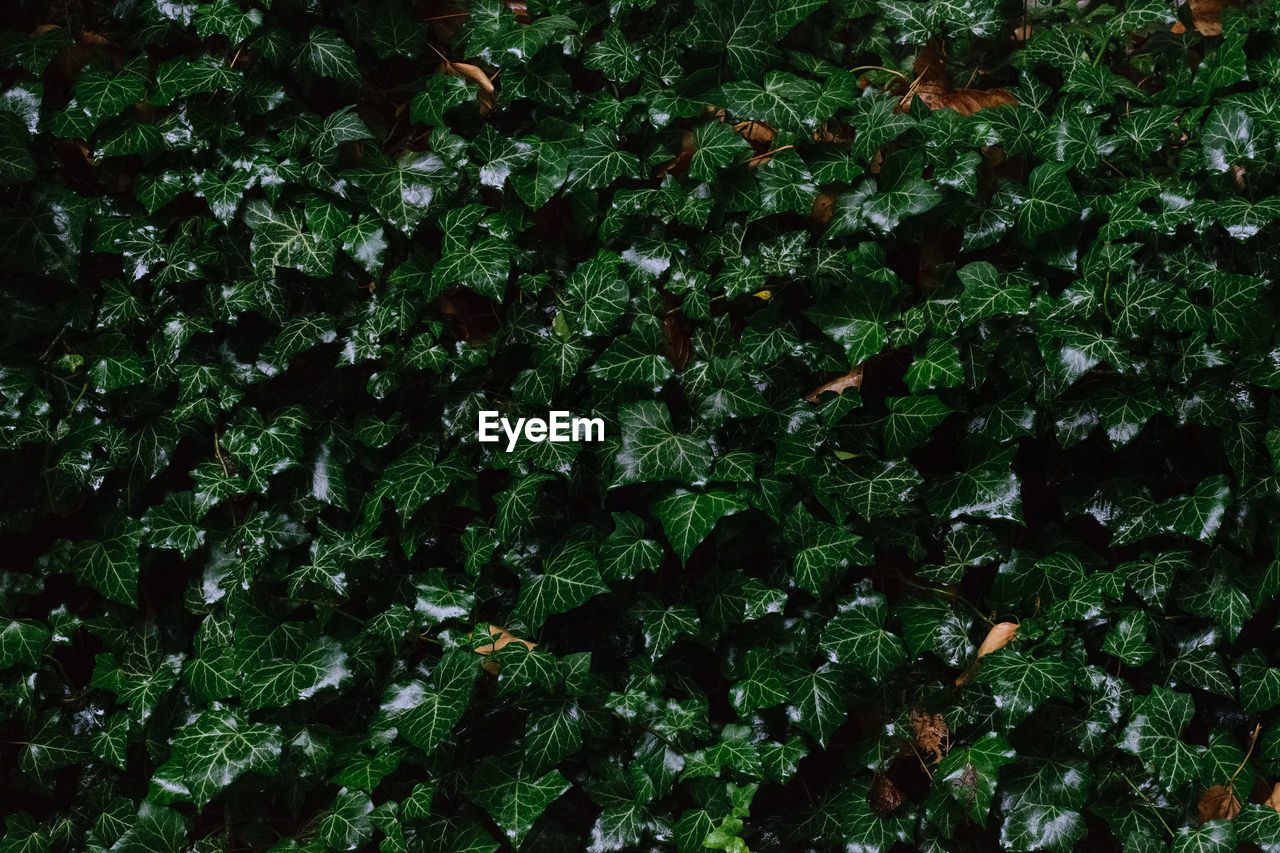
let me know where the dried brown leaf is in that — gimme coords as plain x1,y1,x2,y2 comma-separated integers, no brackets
868,775,905,816
734,120,777,146
910,709,949,761
900,40,1017,116
505,0,532,23
1265,782,1280,813
473,625,535,673
662,312,692,371
955,621,1017,685
1198,785,1241,823
1188,0,1224,35
975,621,1018,658
444,61,495,93
810,191,837,227
804,366,863,403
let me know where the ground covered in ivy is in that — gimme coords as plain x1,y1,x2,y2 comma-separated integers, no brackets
3,0,1280,850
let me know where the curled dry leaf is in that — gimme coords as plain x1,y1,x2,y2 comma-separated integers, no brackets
805,366,863,403
910,709,949,762
662,311,693,371
657,130,696,177
810,191,837,227
955,621,1018,685
868,775,905,816
901,41,1017,117
444,61,495,93
438,59,497,113
746,143,793,168
734,120,777,146
1187,0,1225,35
505,0,532,23
473,624,536,674
813,124,854,144
1265,782,1280,813
1198,785,1241,823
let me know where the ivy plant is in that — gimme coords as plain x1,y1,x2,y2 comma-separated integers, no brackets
3,0,1280,851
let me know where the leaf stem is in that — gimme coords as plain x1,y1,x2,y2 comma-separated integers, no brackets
1227,723,1262,788
849,65,908,80
1119,771,1175,839
899,578,996,626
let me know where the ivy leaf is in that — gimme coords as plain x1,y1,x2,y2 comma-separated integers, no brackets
974,647,1078,725
567,250,626,336
652,489,746,562
600,512,663,582
958,261,1032,322
1202,105,1254,171
348,152,452,235
378,444,467,521
433,237,513,302
1017,162,1079,242
936,734,1016,825
319,789,374,851
904,339,964,393
169,711,281,808
141,492,206,558
1119,686,1206,788
299,28,361,83
513,534,609,628
613,401,712,487
820,588,907,683
0,620,49,670
465,759,570,847
689,121,749,182
377,650,477,756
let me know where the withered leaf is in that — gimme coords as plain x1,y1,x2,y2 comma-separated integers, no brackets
804,366,863,403
901,41,1017,116
868,774,905,816
1265,782,1280,813
734,120,777,146
955,621,1017,685
910,709,949,762
1197,785,1241,823
473,624,536,656
1188,0,1225,35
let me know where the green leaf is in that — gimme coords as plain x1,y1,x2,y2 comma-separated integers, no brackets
378,444,468,521
378,650,477,756
1202,105,1255,171
1017,162,1079,241
465,759,570,847
169,710,281,808
859,153,942,233
820,588,907,683
936,734,1016,825
0,620,48,670
1119,686,1205,787
319,789,374,851
141,492,206,558
567,250,626,336
600,512,663,581
433,236,512,302
513,534,609,628
975,647,1078,725
300,28,360,83
904,339,964,393
958,262,1032,322
652,489,746,562
613,401,712,487
689,121,749,182
348,152,453,235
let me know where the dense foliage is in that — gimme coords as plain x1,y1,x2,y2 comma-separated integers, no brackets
4,0,1280,850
